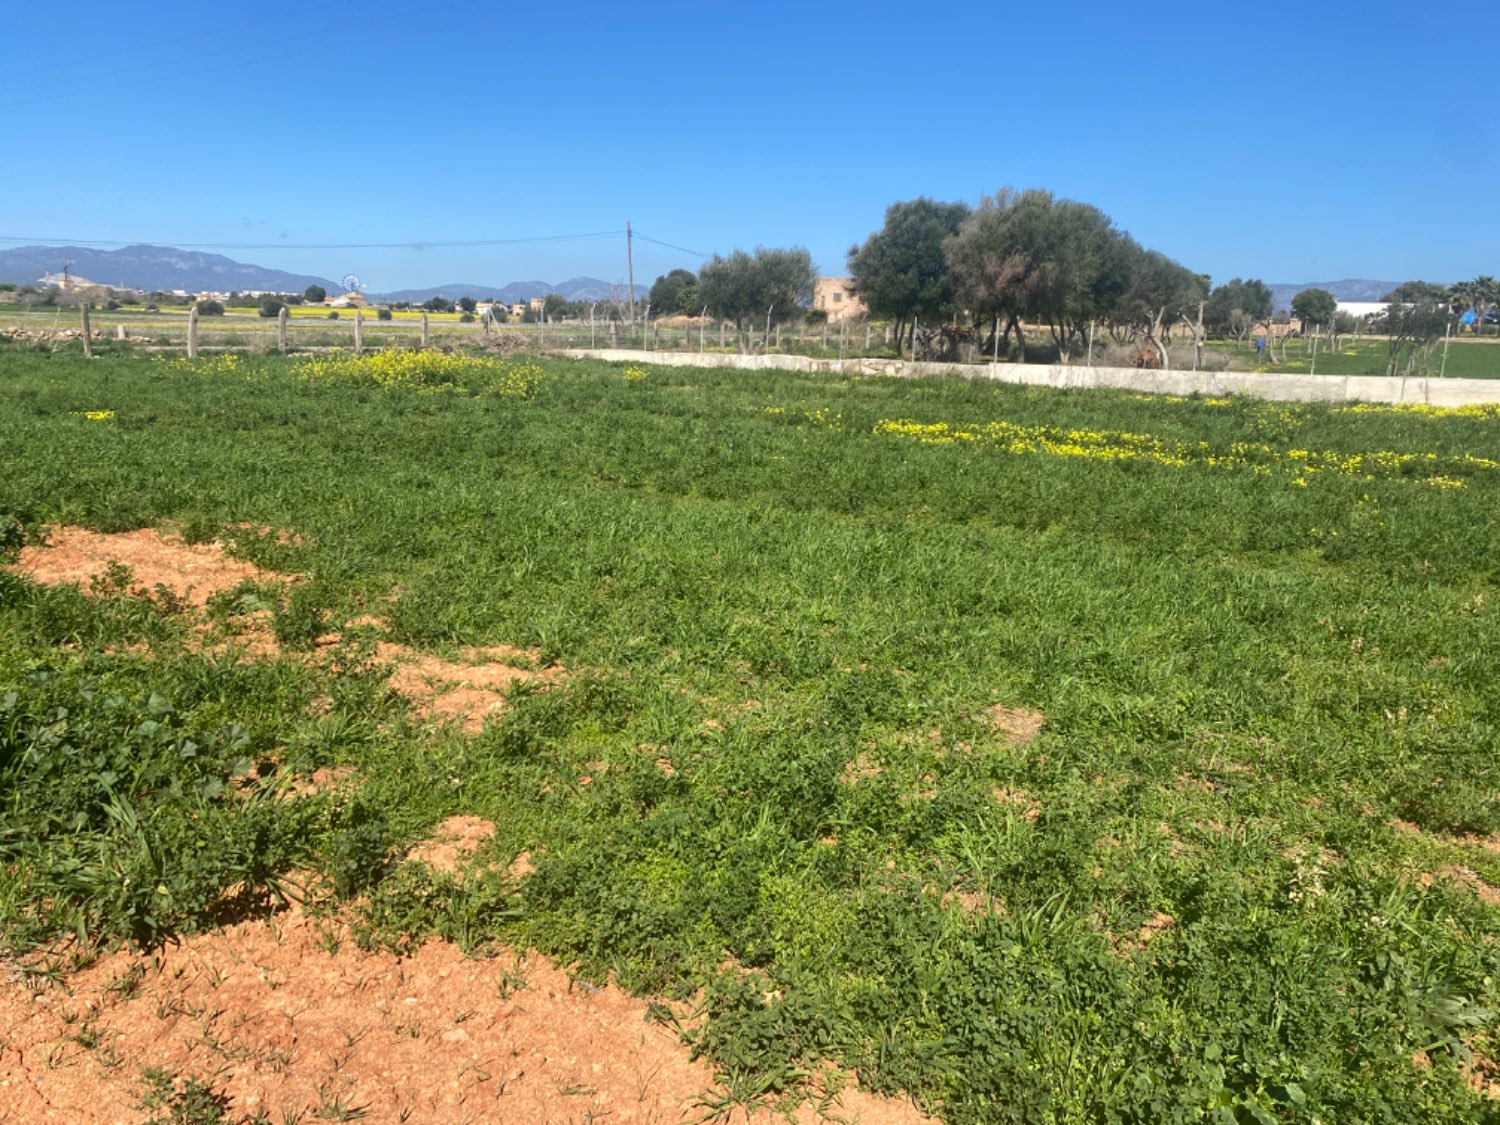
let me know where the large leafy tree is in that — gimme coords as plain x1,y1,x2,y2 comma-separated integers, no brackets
697,247,815,332
1384,280,1451,304
944,189,1135,362
847,198,969,354
1117,243,1209,369
1290,288,1337,333
1204,278,1273,341
647,269,697,316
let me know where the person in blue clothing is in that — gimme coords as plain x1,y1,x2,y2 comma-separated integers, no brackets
1253,331,1267,362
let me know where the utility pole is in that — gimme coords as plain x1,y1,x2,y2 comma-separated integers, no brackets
626,221,636,326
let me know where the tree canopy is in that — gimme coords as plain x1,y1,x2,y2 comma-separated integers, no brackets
944,189,1138,361
1290,288,1337,328
1204,278,1273,338
847,198,969,351
697,247,815,330
647,269,698,316
303,284,326,304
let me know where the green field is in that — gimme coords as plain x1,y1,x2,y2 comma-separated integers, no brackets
3,350,1500,1121
1208,336,1500,380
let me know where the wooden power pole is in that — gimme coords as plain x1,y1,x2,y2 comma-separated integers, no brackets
626,221,636,326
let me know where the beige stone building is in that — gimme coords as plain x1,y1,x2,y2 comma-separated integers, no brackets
813,277,867,322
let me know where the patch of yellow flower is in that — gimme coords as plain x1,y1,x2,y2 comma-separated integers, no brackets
872,417,1495,489
298,351,544,401
69,410,115,421
1127,394,1232,407
622,364,648,382
1337,402,1500,420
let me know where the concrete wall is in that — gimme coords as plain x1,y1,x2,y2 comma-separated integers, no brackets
561,349,1500,407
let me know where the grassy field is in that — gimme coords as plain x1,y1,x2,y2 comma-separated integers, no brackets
1209,336,1500,380
3,350,1500,1121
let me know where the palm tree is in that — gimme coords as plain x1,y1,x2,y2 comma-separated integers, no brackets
1449,281,1476,335
1473,276,1498,338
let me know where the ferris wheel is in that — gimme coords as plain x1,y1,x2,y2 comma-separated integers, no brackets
341,274,362,294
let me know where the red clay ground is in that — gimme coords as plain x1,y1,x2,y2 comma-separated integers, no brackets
3,529,934,1124
0,901,931,1124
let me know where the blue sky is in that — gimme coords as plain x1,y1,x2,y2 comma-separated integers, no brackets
2,1,1494,291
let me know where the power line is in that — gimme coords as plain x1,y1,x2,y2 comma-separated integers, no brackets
634,233,708,258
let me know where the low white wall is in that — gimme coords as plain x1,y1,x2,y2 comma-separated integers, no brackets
561,349,1500,407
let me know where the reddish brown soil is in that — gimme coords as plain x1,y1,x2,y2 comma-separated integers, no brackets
406,816,499,879
982,705,1044,746
14,526,275,608
8,527,556,733
0,906,931,1124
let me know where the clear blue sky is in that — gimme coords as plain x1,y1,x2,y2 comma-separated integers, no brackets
2,1,1493,291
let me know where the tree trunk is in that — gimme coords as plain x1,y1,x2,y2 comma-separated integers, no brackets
1149,309,1170,370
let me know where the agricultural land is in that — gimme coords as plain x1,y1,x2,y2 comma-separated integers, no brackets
2,348,1500,1122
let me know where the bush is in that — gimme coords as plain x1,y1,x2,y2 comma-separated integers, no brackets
328,310,340,320
195,300,225,316
376,307,393,321
459,312,475,323
258,297,285,319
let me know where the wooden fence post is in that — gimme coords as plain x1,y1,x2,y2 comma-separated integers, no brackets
278,306,289,353
116,324,126,341
420,311,430,348
80,303,92,358
187,306,198,358
353,309,364,356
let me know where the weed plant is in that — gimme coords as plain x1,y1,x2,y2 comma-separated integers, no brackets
1,351,1499,1120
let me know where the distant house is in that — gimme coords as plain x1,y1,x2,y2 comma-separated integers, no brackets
37,271,110,298
325,290,371,309
813,277,867,322
509,302,528,318
528,297,546,313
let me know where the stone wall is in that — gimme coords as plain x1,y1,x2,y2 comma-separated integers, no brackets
561,349,1500,407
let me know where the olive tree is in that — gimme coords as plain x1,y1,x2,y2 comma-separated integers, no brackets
697,247,815,334
847,198,969,355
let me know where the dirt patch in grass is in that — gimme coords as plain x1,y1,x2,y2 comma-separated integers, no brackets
378,642,557,733
8,527,558,733
406,815,498,879
1420,866,1500,906
983,704,1044,746
13,525,276,607
0,906,929,1124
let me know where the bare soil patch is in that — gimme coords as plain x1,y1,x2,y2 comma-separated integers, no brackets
14,526,275,607
982,705,1044,746
8,527,557,733
0,906,930,1124
406,816,498,879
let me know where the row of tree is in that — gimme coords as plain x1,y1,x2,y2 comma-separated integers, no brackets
846,192,1236,366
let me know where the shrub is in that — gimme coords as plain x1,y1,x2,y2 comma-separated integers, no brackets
195,300,224,316
376,307,393,321
328,310,339,320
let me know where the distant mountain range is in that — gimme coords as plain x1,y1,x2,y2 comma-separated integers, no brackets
1267,279,1403,311
374,278,644,304
0,244,338,294
0,244,646,302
